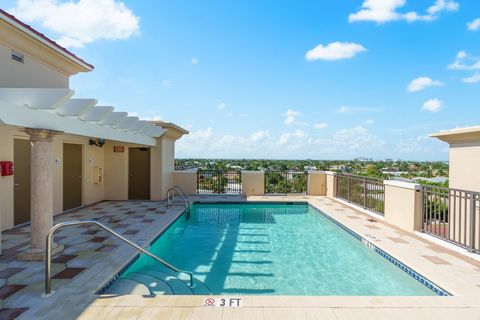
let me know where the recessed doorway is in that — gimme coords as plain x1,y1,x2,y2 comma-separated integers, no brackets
63,143,83,211
128,147,151,200
13,139,31,225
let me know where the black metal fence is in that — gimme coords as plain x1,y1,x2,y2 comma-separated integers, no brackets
196,170,242,194
422,185,480,252
264,170,308,194
336,174,385,215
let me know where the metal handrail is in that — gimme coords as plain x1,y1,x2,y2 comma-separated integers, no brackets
167,187,190,213
174,186,191,207
43,220,194,297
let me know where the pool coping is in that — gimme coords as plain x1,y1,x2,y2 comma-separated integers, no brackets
97,200,450,297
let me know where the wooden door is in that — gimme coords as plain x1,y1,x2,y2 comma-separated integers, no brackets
128,148,151,200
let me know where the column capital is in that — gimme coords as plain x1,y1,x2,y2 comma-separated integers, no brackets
23,128,63,141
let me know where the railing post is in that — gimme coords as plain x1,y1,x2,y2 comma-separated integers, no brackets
363,177,367,208
347,175,351,202
470,192,475,252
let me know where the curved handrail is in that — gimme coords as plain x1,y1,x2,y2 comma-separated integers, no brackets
167,187,190,213
174,186,191,207
44,220,194,297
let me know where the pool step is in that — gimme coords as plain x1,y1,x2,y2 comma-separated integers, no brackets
124,272,174,295
139,265,212,295
106,278,151,296
107,266,212,296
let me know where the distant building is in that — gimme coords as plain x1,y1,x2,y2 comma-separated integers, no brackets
354,157,373,162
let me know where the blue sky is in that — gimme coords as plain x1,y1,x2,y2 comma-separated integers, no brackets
5,0,480,160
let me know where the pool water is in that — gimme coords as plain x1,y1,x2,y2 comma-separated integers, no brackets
123,203,438,296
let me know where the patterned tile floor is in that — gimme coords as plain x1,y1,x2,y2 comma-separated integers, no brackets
0,200,180,319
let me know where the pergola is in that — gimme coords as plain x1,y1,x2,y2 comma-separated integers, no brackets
0,87,166,260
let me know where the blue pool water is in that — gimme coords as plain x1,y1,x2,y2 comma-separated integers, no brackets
120,203,439,296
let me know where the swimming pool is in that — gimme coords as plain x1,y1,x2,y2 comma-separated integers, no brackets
104,202,447,296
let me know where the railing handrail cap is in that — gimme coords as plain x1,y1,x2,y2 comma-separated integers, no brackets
384,180,421,190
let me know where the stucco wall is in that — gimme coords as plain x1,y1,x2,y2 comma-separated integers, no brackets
0,42,68,88
151,137,175,201
449,142,480,192
242,171,265,196
103,141,129,200
307,171,327,196
384,181,422,232
173,170,198,195
0,125,107,231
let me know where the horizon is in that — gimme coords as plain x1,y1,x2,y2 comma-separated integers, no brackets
4,0,479,161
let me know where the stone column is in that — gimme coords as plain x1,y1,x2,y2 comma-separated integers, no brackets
18,128,64,261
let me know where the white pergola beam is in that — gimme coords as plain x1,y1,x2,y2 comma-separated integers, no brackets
116,116,139,130
0,102,156,146
81,106,114,122
101,112,128,127
0,88,73,110
57,99,97,116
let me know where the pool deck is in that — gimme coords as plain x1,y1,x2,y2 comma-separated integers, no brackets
1,195,480,319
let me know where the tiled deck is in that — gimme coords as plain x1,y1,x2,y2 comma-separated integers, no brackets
1,196,480,319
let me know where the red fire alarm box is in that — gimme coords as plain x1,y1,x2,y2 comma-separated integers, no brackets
0,161,14,176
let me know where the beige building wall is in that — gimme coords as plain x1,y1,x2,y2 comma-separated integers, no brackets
151,137,175,200
449,142,480,192
242,171,265,196
104,141,129,201
384,181,422,232
326,172,337,198
173,170,197,195
307,171,327,196
0,42,68,88
0,125,108,231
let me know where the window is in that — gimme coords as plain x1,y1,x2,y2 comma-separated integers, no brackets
11,50,24,63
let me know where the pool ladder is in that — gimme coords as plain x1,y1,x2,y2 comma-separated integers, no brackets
167,186,191,213
42,220,194,297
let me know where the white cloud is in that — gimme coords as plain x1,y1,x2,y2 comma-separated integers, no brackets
395,135,447,155
422,98,442,112
407,76,443,92
305,42,366,61
284,109,302,125
448,51,480,84
250,130,270,142
313,123,328,129
161,80,172,87
426,0,459,15
217,102,226,110
336,106,381,113
191,58,199,64
278,129,307,145
462,72,480,84
349,0,459,24
176,126,388,159
313,126,385,153
447,50,480,70
364,119,376,125
10,0,140,48
467,18,480,31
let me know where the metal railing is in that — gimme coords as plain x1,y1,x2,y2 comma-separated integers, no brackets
422,185,480,252
336,174,385,215
197,170,242,194
264,170,308,194
43,220,194,297
167,186,191,212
